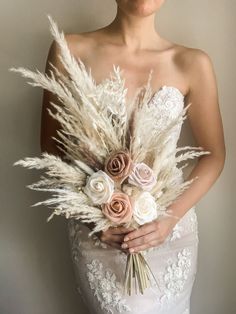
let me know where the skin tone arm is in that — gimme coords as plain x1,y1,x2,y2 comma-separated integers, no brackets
121,50,226,253
41,40,67,158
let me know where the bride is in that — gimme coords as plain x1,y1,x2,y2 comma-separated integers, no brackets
41,1,225,313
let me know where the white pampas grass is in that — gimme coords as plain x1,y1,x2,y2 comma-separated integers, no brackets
10,14,212,296
10,14,210,232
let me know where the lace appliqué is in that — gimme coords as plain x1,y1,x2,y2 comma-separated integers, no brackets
170,207,199,242
159,248,192,304
68,219,83,263
189,211,198,237
86,259,131,313
170,223,184,241
68,219,109,257
151,85,184,121
147,86,184,158
91,233,108,249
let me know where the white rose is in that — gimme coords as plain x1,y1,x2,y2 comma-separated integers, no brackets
83,170,114,204
133,191,160,225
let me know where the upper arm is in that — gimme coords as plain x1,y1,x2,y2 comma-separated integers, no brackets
184,49,226,162
40,34,86,155
40,38,66,155
40,33,83,156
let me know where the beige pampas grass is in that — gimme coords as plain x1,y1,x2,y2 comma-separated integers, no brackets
10,15,211,295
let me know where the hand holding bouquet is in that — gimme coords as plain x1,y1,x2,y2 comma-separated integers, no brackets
10,15,210,295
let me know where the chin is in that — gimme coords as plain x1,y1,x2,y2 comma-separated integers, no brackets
116,0,165,17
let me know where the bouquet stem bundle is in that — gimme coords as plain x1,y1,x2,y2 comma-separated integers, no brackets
124,252,159,295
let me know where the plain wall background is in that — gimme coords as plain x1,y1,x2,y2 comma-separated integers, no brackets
0,0,235,313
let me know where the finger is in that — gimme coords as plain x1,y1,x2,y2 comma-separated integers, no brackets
129,239,162,253
128,243,152,253
122,230,157,249
106,241,128,253
106,241,122,250
123,222,157,242
107,234,125,243
109,226,136,235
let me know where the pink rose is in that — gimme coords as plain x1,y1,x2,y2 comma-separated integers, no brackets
101,192,133,224
104,150,133,183
128,162,156,191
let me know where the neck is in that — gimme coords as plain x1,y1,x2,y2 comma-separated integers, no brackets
105,7,161,52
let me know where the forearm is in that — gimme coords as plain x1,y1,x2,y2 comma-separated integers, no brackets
167,154,225,220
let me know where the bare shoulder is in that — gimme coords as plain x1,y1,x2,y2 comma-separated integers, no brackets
175,45,215,77
171,44,217,94
64,31,100,56
46,31,96,71
64,32,93,51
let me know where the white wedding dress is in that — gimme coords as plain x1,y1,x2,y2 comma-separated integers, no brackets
67,86,198,314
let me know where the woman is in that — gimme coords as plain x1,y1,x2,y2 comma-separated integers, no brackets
41,1,226,313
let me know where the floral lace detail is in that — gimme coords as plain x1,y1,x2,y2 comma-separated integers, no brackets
86,259,131,313
148,86,185,157
91,233,108,249
75,285,88,305
68,219,83,263
68,219,109,253
183,309,190,314
145,208,198,257
158,248,192,303
150,85,184,121
189,211,198,234
169,207,198,242
170,223,184,241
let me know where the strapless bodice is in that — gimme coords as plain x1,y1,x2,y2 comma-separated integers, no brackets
148,85,185,129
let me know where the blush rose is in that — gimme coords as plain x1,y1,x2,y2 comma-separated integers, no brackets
104,150,133,183
128,162,157,191
101,192,133,224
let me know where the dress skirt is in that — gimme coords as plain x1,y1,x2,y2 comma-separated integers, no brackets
67,205,199,314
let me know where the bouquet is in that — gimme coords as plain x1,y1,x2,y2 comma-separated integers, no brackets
10,15,210,295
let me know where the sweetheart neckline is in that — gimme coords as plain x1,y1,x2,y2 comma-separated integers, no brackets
148,85,185,104
75,57,186,103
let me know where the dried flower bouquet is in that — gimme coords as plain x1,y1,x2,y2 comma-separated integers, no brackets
10,15,210,295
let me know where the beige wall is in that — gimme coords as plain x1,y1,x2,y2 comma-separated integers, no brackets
0,1,235,313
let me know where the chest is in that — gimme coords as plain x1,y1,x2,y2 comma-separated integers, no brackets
81,47,186,101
